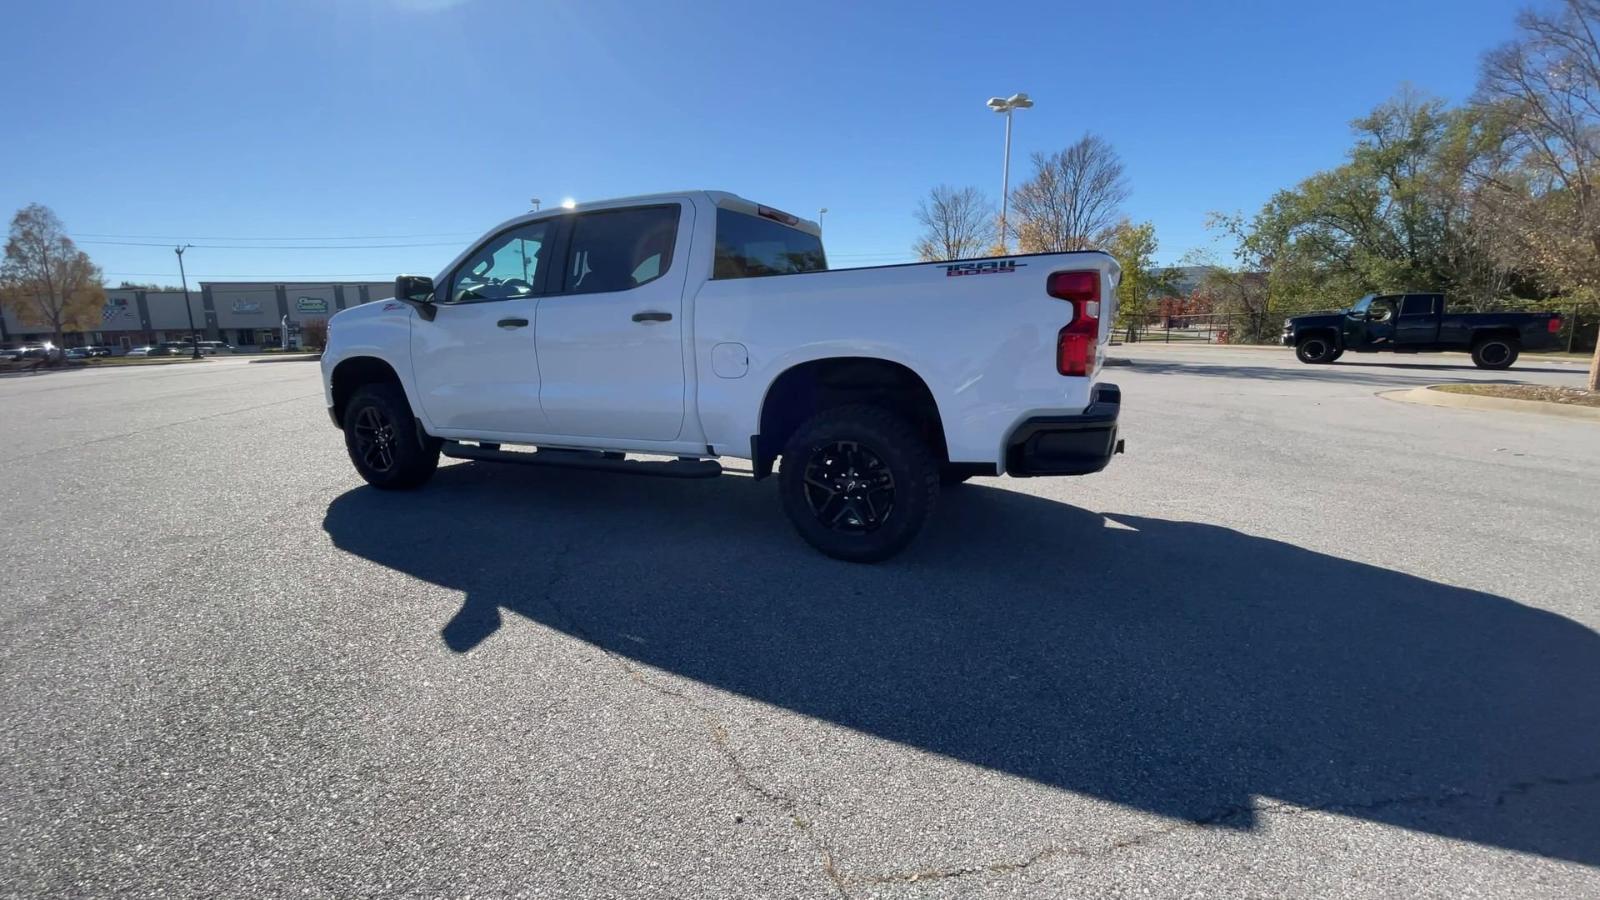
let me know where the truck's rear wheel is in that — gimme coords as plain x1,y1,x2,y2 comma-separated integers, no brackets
1471,338,1519,370
1295,337,1336,364
344,383,440,489
778,404,939,563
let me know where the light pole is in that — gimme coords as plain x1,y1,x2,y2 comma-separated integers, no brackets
986,92,1034,252
174,244,200,359
818,207,828,228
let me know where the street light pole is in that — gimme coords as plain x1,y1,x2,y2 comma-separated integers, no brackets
818,207,828,228
174,244,200,359
986,92,1034,253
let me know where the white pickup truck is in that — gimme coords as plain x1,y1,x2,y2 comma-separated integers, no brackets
321,190,1123,561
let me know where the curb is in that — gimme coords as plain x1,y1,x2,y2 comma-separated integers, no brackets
1379,385,1600,423
248,354,322,364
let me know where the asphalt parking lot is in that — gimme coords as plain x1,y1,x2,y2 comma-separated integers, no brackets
2,347,1598,898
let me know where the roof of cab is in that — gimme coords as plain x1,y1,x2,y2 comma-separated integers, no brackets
530,190,822,236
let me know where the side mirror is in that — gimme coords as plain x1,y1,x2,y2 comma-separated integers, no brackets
394,274,437,321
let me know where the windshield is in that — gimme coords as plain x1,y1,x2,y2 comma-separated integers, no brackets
1348,295,1374,316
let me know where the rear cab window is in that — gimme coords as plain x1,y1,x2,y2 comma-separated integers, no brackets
713,209,827,279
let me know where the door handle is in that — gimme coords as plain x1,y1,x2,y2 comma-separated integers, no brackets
497,317,529,328
632,311,673,323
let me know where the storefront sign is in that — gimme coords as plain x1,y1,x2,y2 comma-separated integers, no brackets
231,299,263,314
296,297,328,313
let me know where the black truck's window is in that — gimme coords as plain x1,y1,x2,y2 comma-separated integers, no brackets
449,220,552,303
563,205,678,295
713,209,827,279
1401,295,1437,316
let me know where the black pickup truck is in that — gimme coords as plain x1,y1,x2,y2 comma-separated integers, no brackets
1282,293,1563,369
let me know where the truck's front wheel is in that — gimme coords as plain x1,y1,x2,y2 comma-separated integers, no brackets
778,405,939,563
1295,336,1337,364
343,383,440,489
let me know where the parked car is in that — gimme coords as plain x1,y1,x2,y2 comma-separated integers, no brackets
63,348,90,359
81,346,113,357
1283,293,1564,369
0,347,25,361
322,190,1125,562
127,346,182,357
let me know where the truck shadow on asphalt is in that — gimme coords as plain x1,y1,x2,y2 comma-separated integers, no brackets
1129,359,1569,386
322,463,1600,866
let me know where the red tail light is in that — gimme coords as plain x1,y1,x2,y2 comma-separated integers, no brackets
1049,270,1101,376
1549,315,1563,334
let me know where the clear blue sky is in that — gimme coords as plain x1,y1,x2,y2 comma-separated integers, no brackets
3,0,1528,284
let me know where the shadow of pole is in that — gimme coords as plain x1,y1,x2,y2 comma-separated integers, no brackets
322,463,1600,865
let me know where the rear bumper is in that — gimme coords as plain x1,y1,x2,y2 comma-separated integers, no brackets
1005,383,1124,477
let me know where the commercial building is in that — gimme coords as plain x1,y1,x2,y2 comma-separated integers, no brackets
0,280,395,350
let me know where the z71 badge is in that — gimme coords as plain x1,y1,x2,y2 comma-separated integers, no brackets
940,259,1027,277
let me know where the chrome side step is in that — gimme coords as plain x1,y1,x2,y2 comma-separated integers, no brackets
440,442,722,479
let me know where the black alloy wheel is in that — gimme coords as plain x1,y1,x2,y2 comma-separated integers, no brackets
802,440,896,533
352,405,398,474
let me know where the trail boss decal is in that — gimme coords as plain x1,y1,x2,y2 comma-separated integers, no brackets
940,260,1027,277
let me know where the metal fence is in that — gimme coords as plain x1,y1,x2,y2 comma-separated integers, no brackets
1119,314,1258,345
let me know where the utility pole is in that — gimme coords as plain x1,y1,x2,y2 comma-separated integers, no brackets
986,93,1034,253
175,244,200,359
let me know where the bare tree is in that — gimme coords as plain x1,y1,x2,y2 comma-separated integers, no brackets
1,204,105,347
913,186,996,261
1474,0,1600,387
1009,134,1130,253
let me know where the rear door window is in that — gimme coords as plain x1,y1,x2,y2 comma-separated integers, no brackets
562,205,679,295
713,209,827,279
1401,295,1436,316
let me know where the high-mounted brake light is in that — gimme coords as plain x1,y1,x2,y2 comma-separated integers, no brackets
1548,315,1563,334
1049,270,1101,376
758,205,800,226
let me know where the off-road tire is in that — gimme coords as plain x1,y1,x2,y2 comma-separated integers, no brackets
343,383,440,489
778,404,939,563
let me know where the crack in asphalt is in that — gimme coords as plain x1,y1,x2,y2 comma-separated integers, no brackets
536,574,850,899
842,771,1600,888
529,541,1600,897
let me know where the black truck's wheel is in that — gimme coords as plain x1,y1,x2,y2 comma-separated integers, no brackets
1295,336,1337,364
779,404,939,563
343,383,440,489
1471,338,1519,370
1327,349,1344,362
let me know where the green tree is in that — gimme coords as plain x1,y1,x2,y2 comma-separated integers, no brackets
1224,92,1511,318
1106,220,1174,340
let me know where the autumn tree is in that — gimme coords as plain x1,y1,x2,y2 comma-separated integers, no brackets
1475,0,1600,389
1,204,105,347
1010,134,1129,252
913,185,997,261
